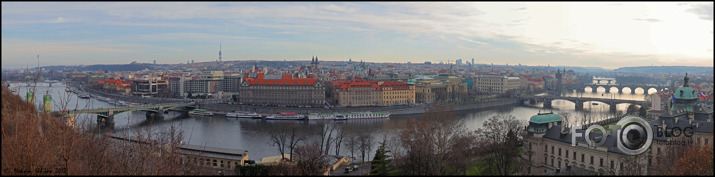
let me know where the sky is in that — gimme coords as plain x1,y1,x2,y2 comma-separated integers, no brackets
1,2,713,69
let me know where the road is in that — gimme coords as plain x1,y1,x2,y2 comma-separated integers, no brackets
330,162,371,176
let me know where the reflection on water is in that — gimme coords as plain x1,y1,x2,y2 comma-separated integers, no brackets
7,82,647,161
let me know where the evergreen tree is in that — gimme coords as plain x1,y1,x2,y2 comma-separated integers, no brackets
370,136,392,176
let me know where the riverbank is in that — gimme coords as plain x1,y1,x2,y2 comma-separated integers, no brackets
197,98,518,116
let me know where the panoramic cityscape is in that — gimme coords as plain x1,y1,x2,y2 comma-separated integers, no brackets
2,1,713,176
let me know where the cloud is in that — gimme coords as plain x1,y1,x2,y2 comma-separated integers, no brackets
50,17,67,23
633,18,661,22
685,3,713,20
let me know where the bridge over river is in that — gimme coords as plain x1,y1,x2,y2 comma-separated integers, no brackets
55,102,196,129
519,95,647,113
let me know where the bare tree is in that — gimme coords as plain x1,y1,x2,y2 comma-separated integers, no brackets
333,125,346,155
294,144,329,176
395,104,477,175
268,124,289,160
474,114,526,175
358,131,374,163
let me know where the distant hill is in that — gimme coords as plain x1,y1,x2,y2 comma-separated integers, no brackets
613,66,714,75
42,63,155,72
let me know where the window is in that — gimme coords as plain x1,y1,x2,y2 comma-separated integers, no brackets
590,156,593,165
559,148,561,156
558,160,561,169
551,158,554,167
648,158,652,166
566,150,569,158
213,159,217,167
611,160,614,169
221,160,224,168
573,151,576,160
600,158,603,167
581,154,584,162
552,146,554,154
545,156,548,164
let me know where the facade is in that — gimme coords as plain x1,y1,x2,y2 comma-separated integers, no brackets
132,77,168,96
413,74,468,103
380,81,415,106
239,73,325,106
178,144,250,171
474,75,520,93
331,79,415,107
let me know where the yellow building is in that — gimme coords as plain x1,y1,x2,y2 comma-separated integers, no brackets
332,79,415,107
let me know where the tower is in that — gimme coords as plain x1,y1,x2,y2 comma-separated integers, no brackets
556,68,563,93
218,42,222,63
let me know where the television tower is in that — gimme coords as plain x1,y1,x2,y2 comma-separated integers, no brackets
218,42,222,63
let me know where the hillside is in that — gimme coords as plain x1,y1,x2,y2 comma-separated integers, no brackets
614,66,714,75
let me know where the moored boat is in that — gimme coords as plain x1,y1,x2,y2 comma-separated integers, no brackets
308,111,389,120
189,109,214,116
226,111,261,118
265,112,305,120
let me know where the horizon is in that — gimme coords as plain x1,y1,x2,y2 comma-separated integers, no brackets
2,2,713,69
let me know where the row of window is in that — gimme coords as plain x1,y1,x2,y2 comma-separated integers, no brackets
184,156,241,169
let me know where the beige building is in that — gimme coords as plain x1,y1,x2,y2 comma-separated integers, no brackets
331,79,415,107
239,73,325,106
474,75,520,93
413,74,468,103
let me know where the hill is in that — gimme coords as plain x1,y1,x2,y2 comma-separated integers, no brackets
613,66,714,75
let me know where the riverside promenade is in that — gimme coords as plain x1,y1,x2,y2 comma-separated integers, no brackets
78,84,518,116
197,98,518,116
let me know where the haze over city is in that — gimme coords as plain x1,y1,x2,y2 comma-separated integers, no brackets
1,2,713,69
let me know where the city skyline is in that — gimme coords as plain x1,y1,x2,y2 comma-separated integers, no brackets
2,2,713,69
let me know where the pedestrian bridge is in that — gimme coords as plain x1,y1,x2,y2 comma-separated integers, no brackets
56,102,196,129
563,84,664,94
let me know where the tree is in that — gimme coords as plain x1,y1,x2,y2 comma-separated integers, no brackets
667,144,713,175
638,105,647,118
474,114,525,175
267,122,304,161
186,92,193,99
394,104,477,175
358,131,374,163
333,125,346,155
294,144,329,176
370,136,393,176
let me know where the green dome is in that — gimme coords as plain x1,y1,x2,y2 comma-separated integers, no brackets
529,112,561,124
674,73,698,100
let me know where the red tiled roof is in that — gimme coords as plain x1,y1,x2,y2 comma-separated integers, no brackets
245,73,318,86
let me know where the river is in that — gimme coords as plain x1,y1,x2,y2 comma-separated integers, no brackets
8,82,651,161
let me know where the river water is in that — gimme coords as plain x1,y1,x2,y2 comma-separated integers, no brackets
8,82,651,161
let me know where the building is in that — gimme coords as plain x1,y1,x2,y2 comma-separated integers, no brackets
523,73,713,175
474,75,520,94
332,79,383,107
132,77,168,97
413,74,468,103
239,73,325,106
380,81,415,106
178,144,250,172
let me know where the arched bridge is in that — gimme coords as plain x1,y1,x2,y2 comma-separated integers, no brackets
56,102,196,129
519,95,647,113
563,84,665,94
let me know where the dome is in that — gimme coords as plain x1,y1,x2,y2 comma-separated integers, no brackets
529,112,562,124
674,73,698,101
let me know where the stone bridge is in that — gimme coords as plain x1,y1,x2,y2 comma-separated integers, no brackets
519,95,647,113
563,84,666,94
56,102,196,129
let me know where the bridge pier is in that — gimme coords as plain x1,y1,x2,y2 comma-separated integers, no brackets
591,87,598,93
96,114,115,129
618,88,623,94
609,102,617,113
575,100,583,111
543,100,552,109
605,88,610,93
630,89,635,94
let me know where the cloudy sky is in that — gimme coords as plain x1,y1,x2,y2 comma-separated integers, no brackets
2,2,713,69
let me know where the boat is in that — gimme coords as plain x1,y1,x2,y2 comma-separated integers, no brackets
265,112,305,120
189,109,214,116
342,111,390,119
308,111,389,120
226,111,261,119
78,93,90,99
